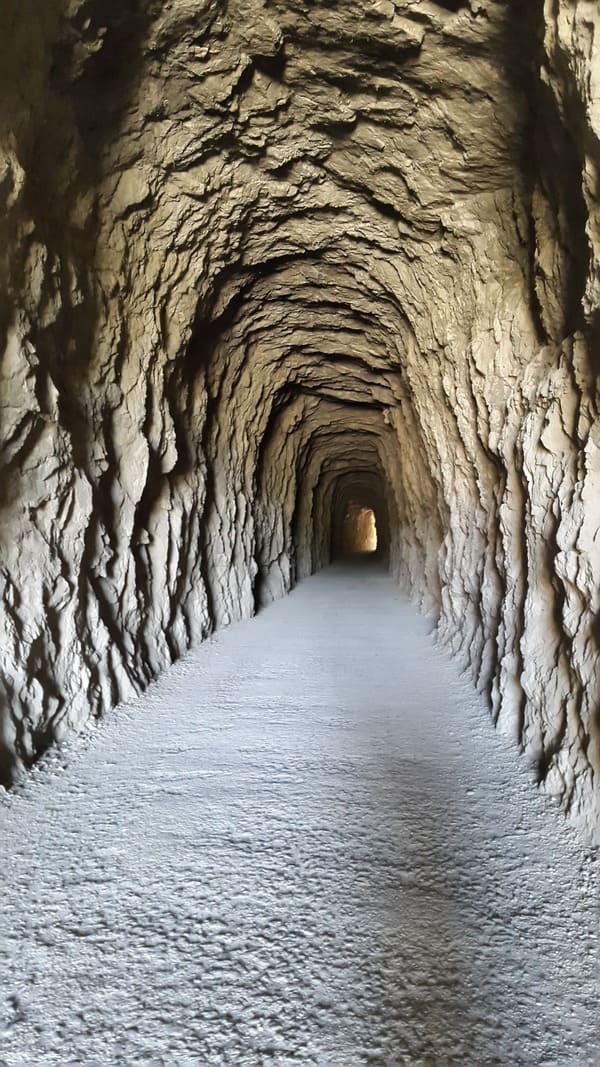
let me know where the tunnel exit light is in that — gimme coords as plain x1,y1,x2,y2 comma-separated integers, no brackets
342,505,378,554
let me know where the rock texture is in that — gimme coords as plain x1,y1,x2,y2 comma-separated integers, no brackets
0,1,598,838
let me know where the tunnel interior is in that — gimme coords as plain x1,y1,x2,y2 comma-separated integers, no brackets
331,470,388,560
339,505,378,557
0,0,599,839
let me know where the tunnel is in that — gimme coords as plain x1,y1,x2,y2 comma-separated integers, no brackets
1,0,599,848
338,504,379,557
330,470,389,559
0,0,599,1059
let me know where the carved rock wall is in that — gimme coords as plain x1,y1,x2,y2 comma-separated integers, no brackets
0,0,598,837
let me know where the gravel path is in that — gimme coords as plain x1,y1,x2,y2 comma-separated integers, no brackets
1,562,598,1066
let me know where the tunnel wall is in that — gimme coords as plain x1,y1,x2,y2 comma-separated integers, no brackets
0,0,598,839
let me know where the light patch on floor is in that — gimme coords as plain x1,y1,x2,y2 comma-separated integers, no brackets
0,564,598,1065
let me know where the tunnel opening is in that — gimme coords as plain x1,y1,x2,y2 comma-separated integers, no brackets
342,504,378,556
329,467,391,566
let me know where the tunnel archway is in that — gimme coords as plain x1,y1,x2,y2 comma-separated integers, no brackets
330,468,391,563
0,0,598,838
341,504,378,555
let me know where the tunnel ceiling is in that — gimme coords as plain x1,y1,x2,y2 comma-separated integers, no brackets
0,0,599,840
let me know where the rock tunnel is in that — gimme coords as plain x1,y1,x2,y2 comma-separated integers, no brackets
1,0,599,848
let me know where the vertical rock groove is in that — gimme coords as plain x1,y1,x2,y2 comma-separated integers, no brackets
0,0,598,839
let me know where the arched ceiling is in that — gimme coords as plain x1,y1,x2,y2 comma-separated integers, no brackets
0,0,598,837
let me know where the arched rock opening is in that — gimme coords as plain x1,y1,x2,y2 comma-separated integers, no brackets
339,505,378,556
0,0,598,839
330,470,390,561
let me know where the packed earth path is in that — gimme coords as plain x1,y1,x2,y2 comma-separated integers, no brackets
1,562,598,1067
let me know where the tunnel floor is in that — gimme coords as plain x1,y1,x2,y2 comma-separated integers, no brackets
1,563,598,1066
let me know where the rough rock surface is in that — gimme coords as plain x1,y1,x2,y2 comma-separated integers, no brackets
0,1,599,838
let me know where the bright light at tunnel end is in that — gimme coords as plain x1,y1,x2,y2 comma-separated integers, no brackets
342,504,378,554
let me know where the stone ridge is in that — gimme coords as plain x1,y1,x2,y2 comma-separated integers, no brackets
0,0,598,839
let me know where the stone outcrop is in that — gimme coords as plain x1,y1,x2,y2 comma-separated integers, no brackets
0,1,598,838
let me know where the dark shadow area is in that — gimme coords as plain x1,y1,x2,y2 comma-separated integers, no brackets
498,0,598,373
